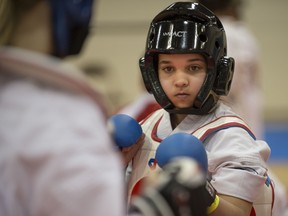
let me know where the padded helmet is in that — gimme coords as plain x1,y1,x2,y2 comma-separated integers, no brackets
139,2,235,115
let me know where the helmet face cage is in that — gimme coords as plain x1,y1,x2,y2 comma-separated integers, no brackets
140,2,234,115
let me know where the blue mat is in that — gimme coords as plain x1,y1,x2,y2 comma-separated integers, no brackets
264,123,288,163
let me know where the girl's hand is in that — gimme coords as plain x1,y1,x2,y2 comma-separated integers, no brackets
121,133,145,167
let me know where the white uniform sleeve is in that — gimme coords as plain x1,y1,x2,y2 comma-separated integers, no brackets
205,127,270,202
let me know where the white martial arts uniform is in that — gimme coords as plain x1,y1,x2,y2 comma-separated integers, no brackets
0,47,125,216
128,103,274,215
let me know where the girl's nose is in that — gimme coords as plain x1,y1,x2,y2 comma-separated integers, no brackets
174,73,188,88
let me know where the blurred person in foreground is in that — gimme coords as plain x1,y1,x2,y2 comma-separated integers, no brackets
0,46,127,216
1,1,126,215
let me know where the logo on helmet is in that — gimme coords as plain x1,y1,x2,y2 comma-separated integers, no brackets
163,31,187,37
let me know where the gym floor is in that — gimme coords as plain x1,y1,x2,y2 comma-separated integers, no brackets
265,123,288,187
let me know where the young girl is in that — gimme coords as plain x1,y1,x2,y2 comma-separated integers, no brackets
126,2,273,216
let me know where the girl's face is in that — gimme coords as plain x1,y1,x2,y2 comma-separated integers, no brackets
158,53,207,109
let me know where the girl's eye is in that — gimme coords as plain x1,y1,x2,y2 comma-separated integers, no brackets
188,65,200,71
162,66,174,73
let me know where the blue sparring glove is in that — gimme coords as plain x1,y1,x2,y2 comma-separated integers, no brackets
108,114,143,148
155,132,208,172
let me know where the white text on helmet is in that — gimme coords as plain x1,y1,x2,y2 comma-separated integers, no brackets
163,31,187,37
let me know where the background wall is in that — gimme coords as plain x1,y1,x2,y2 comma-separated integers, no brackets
69,0,288,122
244,0,288,122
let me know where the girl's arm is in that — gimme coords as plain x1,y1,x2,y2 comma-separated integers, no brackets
210,194,252,216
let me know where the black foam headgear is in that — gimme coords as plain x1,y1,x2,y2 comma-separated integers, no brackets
140,2,234,115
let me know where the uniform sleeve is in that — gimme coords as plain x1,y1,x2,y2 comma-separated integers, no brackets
205,127,270,202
